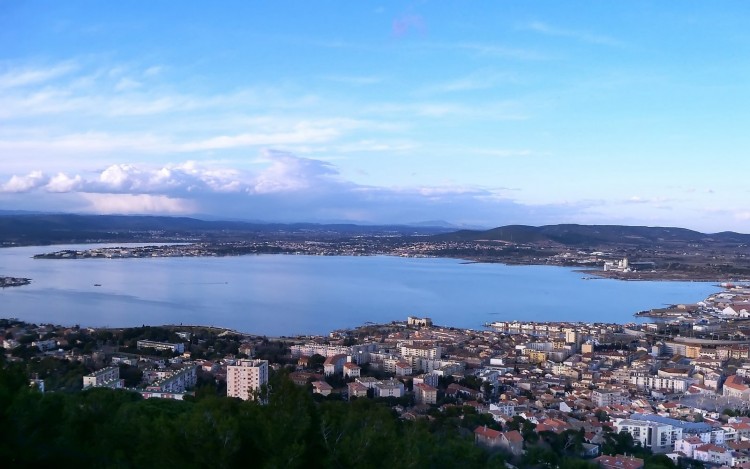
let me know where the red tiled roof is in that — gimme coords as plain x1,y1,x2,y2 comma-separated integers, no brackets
504,430,524,443
474,426,502,439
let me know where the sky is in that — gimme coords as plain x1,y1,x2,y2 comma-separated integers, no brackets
1,1,749,232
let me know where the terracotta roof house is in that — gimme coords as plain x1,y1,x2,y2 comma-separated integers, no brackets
474,426,502,447
593,454,644,469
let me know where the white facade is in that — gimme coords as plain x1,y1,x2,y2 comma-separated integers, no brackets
400,344,441,360
136,340,185,353
290,343,376,363
629,373,694,393
83,366,122,389
592,389,628,407
615,418,683,454
145,366,197,393
374,379,405,398
227,359,269,401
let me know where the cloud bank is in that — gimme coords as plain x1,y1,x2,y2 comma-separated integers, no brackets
0,151,566,226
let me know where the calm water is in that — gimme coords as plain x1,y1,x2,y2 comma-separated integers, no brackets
0,244,719,336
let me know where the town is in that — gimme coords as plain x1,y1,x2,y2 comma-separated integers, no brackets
7,285,750,467
0,275,31,287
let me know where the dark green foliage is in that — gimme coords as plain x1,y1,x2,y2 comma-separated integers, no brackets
27,357,90,392
0,363,502,468
308,353,326,369
118,364,143,388
645,454,677,469
601,428,648,459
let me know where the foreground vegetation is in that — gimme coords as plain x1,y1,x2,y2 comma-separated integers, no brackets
1,363,508,468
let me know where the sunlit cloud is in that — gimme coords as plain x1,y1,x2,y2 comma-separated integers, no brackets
79,193,197,215
1,171,48,192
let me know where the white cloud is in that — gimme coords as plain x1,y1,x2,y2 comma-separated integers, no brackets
178,123,342,151
46,173,84,192
79,193,196,215
0,62,77,89
251,150,340,194
1,171,48,192
0,153,551,225
143,66,163,77
114,77,142,91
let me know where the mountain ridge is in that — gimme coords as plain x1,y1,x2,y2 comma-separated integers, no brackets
433,223,750,246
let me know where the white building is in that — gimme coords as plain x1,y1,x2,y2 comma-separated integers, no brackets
227,359,269,401
323,354,347,376
414,383,437,404
629,372,695,393
31,339,57,352
145,366,197,393
615,418,682,454
374,379,405,398
400,344,441,360
290,343,377,363
407,316,433,327
592,389,629,407
343,362,361,378
136,340,185,354
692,443,733,466
83,366,124,389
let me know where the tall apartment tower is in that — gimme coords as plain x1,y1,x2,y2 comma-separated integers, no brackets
227,359,269,401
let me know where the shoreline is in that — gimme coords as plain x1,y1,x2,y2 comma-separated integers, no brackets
28,243,730,283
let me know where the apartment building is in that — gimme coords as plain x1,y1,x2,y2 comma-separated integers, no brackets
83,366,124,389
227,359,269,401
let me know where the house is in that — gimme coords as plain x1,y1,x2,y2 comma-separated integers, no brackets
723,375,750,401
343,362,361,378
592,455,644,469
692,443,732,466
238,343,255,357
323,354,348,376
500,430,524,456
312,380,333,396
446,383,483,400
347,381,368,400
581,443,600,458
674,436,704,458
395,361,413,377
474,426,503,448
288,371,322,386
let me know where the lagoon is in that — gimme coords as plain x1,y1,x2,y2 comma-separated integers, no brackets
0,244,719,336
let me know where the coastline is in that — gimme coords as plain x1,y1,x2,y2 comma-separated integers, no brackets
29,242,732,283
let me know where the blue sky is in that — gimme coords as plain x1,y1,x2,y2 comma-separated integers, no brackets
1,1,749,231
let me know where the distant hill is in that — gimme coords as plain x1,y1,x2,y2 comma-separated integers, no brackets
433,224,750,247
0,213,453,246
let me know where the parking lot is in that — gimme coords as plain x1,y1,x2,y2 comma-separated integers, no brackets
679,393,750,414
